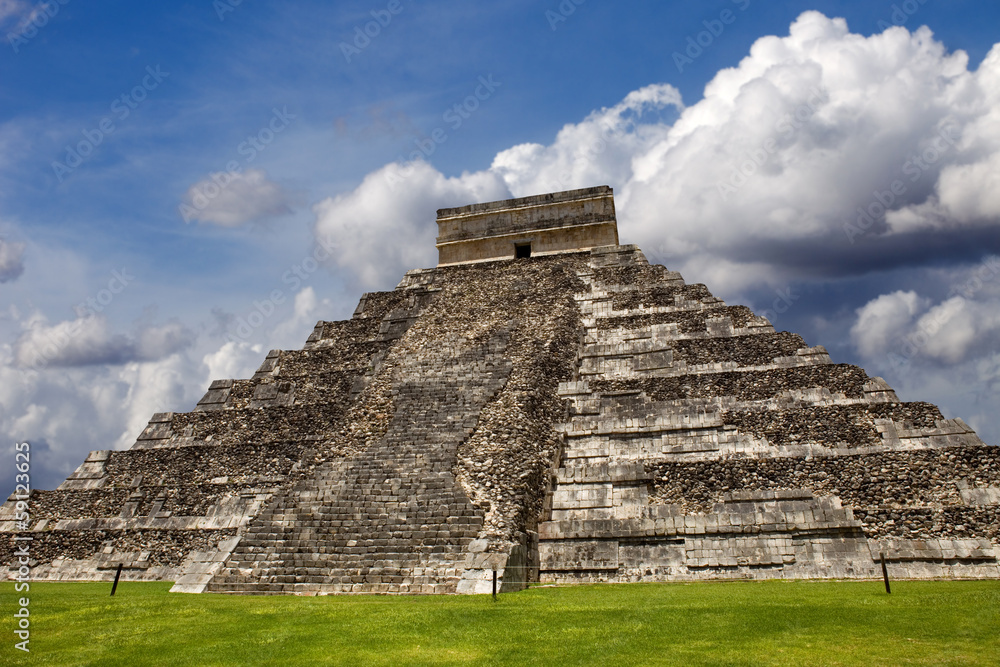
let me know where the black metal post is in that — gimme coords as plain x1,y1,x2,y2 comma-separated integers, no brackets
880,552,891,594
110,563,123,596
492,569,497,601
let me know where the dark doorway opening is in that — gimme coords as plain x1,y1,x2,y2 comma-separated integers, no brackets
515,243,532,259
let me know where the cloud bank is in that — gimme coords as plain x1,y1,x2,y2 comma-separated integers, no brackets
313,161,510,287
852,257,1000,368
313,12,1000,295
13,315,195,369
0,288,322,491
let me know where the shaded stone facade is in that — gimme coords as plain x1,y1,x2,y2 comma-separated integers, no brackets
435,185,619,265
3,187,998,593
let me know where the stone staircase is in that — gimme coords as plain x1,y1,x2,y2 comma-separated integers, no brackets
205,329,513,594
0,287,431,585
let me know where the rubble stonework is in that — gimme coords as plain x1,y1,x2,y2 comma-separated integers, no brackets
3,186,998,592
539,243,997,583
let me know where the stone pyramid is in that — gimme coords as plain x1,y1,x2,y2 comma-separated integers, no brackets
3,186,998,594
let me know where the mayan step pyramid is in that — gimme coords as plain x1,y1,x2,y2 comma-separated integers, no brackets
3,185,998,594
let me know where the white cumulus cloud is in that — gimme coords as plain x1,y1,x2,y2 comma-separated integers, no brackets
203,340,265,382
850,290,928,358
180,168,293,227
314,12,1000,296
312,161,510,288
853,293,1000,367
836,256,1000,446
852,256,1000,368
491,84,682,197
13,314,195,369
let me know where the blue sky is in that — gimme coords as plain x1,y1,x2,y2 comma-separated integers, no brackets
2,0,1000,490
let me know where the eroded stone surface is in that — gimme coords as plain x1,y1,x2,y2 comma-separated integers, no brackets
538,246,998,583
3,187,998,592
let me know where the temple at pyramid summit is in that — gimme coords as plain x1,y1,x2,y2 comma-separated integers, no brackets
3,185,998,594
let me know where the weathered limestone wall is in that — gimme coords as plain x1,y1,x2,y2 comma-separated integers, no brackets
537,245,999,583
436,186,619,265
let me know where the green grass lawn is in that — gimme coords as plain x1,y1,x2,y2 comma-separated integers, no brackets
2,579,998,666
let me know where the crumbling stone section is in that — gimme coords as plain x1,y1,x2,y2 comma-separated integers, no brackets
0,529,237,568
27,489,134,521
280,343,386,375
164,405,353,448
102,443,306,486
860,507,1000,543
722,403,944,449
669,332,808,366
648,447,1000,515
600,305,756,333
611,283,714,310
644,448,1000,556
592,262,679,287
591,365,870,402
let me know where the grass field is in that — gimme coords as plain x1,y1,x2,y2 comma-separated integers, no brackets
2,579,998,665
